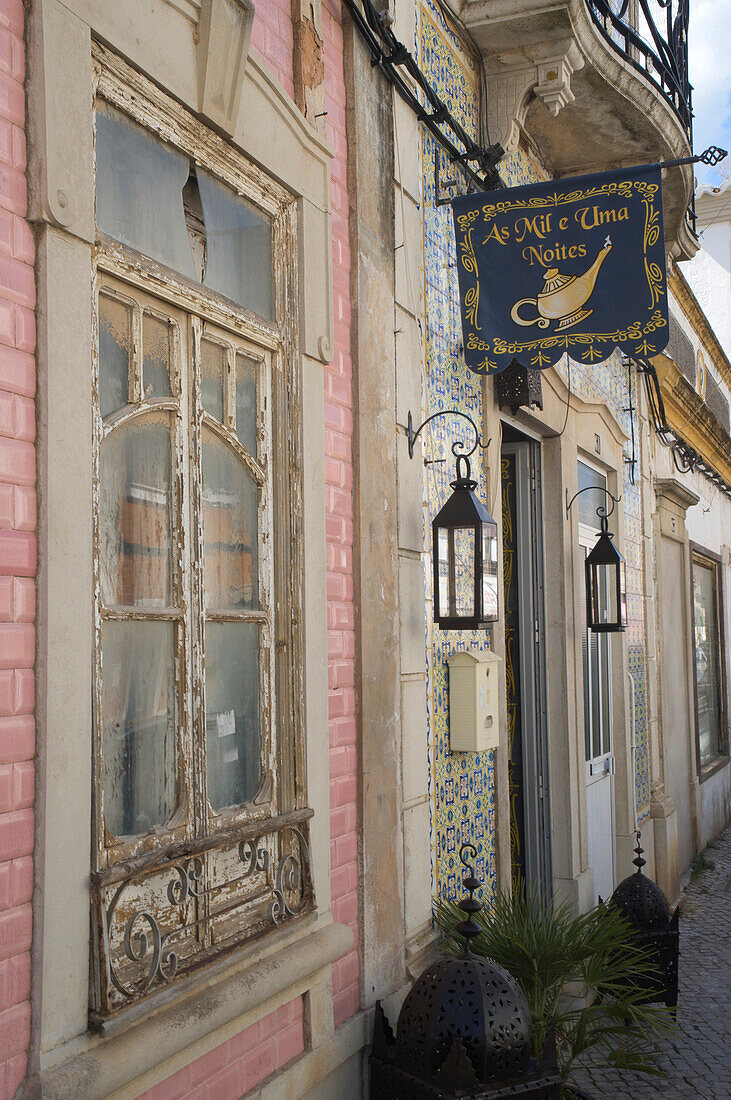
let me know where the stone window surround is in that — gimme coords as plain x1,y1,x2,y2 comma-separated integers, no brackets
25,0,348,1095
689,543,729,781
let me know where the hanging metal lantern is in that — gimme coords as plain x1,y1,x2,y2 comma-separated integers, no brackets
494,357,543,415
433,454,499,630
585,511,627,633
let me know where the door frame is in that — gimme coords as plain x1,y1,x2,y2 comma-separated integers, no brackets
501,436,552,893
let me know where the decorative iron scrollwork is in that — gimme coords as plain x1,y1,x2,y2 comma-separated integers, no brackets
93,815,315,1019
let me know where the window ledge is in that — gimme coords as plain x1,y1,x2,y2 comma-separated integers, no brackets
699,754,730,784
23,919,352,1100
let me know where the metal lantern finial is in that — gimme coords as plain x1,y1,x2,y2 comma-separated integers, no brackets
455,843,483,952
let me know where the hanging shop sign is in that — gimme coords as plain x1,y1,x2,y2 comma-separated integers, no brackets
451,165,669,374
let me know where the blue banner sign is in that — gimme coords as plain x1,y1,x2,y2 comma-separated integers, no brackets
451,166,668,374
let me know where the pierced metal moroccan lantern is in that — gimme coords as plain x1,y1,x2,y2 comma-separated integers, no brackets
433,454,499,630
585,511,627,633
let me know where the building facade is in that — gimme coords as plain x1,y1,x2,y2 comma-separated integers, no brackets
0,0,728,1098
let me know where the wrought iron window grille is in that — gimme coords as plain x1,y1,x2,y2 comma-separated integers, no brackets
90,811,315,1023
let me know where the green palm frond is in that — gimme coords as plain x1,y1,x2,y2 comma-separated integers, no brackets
434,885,676,1086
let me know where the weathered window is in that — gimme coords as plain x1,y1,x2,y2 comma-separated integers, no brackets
691,550,727,771
90,93,313,1023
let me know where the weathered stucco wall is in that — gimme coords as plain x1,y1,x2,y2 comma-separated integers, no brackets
0,0,35,1094
139,0,357,1096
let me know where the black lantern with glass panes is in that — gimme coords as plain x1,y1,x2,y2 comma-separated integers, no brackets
585,510,627,633
433,454,499,630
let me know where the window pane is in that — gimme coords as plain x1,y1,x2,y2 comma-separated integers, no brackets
236,353,258,454
201,339,225,423
100,416,173,608
581,547,591,760
600,635,611,756
590,629,601,759
693,560,722,766
436,529,449,618
205,622,261,810
577,462,607,527
102,619,177,837
482,528,498,619
143,315,172,399
202,429,258,610
198,168,273,319
452,527,475,617
95,104,196,280
99,294,131,418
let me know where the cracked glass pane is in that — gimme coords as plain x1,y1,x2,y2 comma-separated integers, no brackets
96,104,196,280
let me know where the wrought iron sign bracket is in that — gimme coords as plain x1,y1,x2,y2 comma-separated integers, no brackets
407,409,489,463
565,485,621,521
650,145,727,172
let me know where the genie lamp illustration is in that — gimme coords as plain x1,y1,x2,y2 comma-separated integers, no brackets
510,236,613,331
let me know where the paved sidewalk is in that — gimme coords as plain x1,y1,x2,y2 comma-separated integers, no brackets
572,823,731,1099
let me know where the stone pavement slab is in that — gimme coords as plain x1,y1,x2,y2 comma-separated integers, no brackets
572,824,731,1100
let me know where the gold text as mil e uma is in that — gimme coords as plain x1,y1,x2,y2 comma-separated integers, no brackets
484,205,630,268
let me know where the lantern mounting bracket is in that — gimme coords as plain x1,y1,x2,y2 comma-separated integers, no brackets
407,409,489,462
565,485,621,522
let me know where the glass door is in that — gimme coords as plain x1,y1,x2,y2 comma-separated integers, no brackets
578,462,615,903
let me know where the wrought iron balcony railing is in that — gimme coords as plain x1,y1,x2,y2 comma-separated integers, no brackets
586,0,692,137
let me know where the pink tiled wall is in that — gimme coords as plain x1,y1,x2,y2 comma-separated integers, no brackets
145,0,358,1096
249,0,295,100
0,1,35,1098
140,998,304,1100
322,0,359,1031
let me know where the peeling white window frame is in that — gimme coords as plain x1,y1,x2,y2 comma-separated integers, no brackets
89,47,313,1021
29,0,343,1079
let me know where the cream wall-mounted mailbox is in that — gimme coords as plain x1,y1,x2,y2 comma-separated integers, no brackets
448,649,502,753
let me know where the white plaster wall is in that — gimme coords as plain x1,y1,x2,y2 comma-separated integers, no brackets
683,182,731,358
684,244,731,357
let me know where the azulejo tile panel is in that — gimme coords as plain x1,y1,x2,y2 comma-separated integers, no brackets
420,0,498,905
418,0,652,905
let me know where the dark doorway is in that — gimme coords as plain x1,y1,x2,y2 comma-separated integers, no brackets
501,427,552,893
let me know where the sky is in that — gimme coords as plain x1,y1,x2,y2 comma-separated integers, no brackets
687,0,731,185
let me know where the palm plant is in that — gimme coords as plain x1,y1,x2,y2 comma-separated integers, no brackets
434,886,676,1092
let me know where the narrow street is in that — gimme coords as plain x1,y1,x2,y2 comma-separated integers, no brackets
574,826,731,1099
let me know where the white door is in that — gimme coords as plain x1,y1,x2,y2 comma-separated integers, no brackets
578,463,615,904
